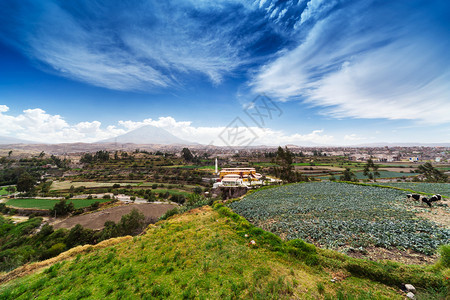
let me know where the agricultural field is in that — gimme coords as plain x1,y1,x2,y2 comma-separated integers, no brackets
316,170,417,180
368,182,450,197
50,181,140,190
5,198,111,210
229,182,450,255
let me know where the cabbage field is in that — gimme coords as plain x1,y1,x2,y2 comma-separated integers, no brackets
229,182,450,255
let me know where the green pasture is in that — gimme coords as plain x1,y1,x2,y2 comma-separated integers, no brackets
6,198,111,210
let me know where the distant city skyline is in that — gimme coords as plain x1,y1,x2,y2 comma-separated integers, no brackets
0,0,449,145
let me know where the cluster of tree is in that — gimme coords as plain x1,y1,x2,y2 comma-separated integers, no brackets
265,150,305,158
274,146,309,183
312,150,325,156
49,154,70,168
80,150,110,164
16,171,37,195
363,159,380,181
181,148,202,164
50,199,75,217
416,162,448,183
0,209,146,272
339,168,357,182
0,168,38,188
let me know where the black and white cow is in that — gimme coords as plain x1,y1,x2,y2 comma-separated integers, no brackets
406,194,421,201
432,194,442,201
421,197,432,207
428,194,442,204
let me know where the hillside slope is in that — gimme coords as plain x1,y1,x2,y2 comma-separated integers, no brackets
0,206,447,299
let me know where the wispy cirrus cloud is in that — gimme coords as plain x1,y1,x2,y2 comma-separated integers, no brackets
252,0,450,124
0,1,288,91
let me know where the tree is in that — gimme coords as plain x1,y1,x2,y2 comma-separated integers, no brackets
100,221,120,241
80,153,93,164
193,186,202,194
363,159,380,181
275,146,306,183
65,224,95,248
417,162,448,182
181,148,194,162
16,172,36,194
340,168,357,182
171,193,186,204
50,199,75,217
118,209,145,235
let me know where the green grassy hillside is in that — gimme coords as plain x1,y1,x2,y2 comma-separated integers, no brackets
0,205,448,299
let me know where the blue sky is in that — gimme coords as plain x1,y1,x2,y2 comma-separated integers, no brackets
0,0,449,145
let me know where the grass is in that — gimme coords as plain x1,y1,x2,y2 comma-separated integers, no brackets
6,198,111,210
0,206,425,299
0,187,10,196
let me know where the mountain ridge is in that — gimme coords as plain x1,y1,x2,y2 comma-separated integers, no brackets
98,125,192,145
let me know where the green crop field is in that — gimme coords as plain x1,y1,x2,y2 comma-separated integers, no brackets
230,182,450,255
6,198,111,210
317,170,417,180
368,182,450,197
50,181,140,190
354,170,417,179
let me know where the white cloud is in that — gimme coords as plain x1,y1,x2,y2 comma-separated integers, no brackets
0,106,125,143
0,105,333,145
3,1,256,91
344,134,365,141
0,105,9,113
252,1,450,124
298,0,338,25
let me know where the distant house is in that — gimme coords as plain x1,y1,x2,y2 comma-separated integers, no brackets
408,157,419,162
435,157,442,163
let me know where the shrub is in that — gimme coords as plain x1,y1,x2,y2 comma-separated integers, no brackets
286,239,316,254
50,199,75,217
89,201,100,211
438,244,450,268
171,194,185,204
118,209,145,235
159,208,179,220
317,282,325,294
41,243,66,259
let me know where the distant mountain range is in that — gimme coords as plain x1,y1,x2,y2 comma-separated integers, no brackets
351,142,450,147
99,125,191,145
0,136,35,145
